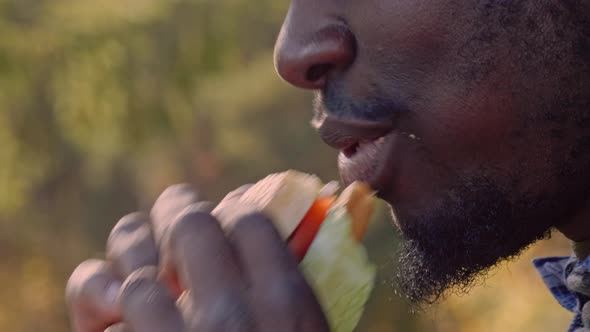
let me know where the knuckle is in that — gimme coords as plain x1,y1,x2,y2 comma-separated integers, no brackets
161,183,199,200
66,260,122,325
119,278,151,304
151,184,200,241
169,208,218,245
112,248,159,279
152,184,200,221
108,217,152,254
107,214,158,276
118,268,161,306
66,260,108,303
110,212,149,237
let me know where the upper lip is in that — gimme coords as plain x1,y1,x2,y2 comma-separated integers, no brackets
312,115,395,152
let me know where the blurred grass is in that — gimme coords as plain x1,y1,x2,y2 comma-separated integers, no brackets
0,1,572,331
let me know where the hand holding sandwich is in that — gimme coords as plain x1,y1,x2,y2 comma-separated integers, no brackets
66,172,375,332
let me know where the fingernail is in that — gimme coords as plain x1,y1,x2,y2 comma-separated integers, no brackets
105,280,123,305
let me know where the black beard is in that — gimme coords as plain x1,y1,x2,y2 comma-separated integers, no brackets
394,177,556,308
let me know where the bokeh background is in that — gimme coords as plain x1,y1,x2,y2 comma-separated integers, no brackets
0,1,575,331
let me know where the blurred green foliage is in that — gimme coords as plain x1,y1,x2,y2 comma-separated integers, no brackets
0,1,574,331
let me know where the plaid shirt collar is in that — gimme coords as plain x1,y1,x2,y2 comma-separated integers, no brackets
534,255,590,332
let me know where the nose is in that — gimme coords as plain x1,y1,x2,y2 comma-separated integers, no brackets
274,11,356,90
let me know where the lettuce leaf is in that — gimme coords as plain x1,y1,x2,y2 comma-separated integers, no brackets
300,206,376,332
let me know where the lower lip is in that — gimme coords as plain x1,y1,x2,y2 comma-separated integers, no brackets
338,131,397,193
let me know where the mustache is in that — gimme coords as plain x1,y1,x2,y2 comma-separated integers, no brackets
312,81,408,124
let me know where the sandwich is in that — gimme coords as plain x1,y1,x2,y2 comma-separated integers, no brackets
217,170,377,332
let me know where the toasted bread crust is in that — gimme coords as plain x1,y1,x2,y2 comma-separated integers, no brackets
238,170,323,239
215,171,375,242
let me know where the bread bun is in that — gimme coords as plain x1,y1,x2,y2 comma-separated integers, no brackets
212,170,374,242
237,170,323,239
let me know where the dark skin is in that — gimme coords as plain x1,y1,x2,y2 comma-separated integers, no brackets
67,185,329,332
67,0,590,330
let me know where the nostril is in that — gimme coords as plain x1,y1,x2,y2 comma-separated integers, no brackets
274,23,356,89
306,63,333,82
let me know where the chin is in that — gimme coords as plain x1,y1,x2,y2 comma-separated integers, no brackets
389,175,555,306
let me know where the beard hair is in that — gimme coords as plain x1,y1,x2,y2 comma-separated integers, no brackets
394,176,556,308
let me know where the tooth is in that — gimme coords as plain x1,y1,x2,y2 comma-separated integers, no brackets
409,134,417,140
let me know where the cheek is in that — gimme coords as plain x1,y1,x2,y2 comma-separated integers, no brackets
426,84,520,157
388,79,527,213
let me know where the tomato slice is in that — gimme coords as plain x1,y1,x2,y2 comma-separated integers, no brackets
287,196,334,262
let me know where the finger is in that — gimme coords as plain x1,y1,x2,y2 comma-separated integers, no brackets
212,184,255,228
154,200,215,297
107,212,158,278
104,323,131,332
66,259,122,332
219,184,254,204
150,184,201,247
166,205,256,331
229,213,330,332
118,267,184,332
150,184,211,297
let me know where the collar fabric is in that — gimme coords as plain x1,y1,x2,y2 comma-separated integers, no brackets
534,254,590,332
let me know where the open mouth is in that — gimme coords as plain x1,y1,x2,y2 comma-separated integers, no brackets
313,114,397,193
338,131,396,191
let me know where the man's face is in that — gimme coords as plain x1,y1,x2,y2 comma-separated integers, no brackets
274,1,590,305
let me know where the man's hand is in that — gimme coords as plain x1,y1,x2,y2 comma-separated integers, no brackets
66,184,330,332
